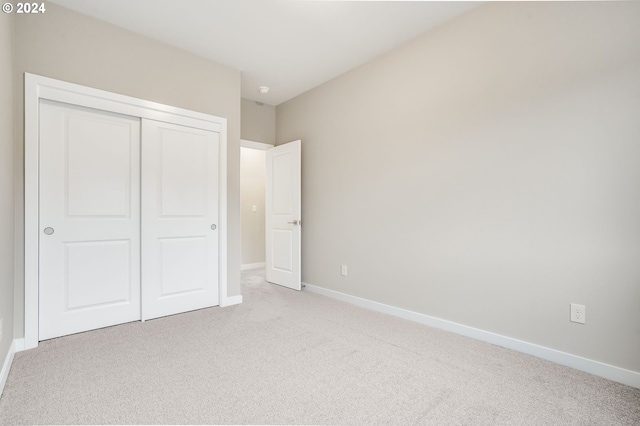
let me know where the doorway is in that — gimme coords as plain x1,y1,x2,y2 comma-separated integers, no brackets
240,139,302,290
240,140,272,271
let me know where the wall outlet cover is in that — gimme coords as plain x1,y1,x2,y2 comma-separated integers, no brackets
570,303,586,324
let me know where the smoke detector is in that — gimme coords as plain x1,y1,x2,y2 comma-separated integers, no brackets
258,86,270,94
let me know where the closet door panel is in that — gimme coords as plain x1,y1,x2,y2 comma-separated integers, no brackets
39,101,141,341
142,120,220,320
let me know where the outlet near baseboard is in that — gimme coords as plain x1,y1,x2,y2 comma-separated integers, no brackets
341,265,348,277
570,304,586,324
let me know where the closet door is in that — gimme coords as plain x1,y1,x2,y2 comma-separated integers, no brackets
39,101,141,340
141,120,220,320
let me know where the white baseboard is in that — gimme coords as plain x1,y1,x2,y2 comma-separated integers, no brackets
1,339,21,398
241,262,266,271
220,295,243,307
303,282,640,389
13,338,24,352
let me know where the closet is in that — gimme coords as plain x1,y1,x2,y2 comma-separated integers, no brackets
25,74,228,344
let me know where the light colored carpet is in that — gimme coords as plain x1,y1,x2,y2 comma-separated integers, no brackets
1,268,639,425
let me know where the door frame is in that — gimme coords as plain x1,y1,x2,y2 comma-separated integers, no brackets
24,73,232,350
240,139,273,271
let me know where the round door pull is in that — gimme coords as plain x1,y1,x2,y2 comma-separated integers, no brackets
43,227,55,235
210,224,217,231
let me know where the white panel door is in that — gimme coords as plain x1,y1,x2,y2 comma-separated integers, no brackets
39,101,141,341
141,120,220,320
266,140,301,290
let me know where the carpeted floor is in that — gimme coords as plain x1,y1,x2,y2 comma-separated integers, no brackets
1,268,639,425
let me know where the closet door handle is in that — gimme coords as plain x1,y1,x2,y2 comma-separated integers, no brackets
210,224,217,231
43,227,55,235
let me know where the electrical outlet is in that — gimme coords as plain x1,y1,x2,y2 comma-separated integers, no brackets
341,265,348,276
570,304,586,324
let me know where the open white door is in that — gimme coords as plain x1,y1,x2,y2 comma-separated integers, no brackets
266,140,301,290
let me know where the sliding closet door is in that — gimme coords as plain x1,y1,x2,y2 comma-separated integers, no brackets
141,120,220,320
39,101,141,340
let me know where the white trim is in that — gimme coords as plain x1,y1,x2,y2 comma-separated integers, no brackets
13,338,25,352
24,73,230,350
32,75,222,131
220,295,243,307
24,74,39,350
218,116,229,310
241,262,266,271
303,282,640,389
1,340,18,398
241,139,273,150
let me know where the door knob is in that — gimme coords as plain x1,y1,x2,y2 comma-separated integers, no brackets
210,224,217,230
43,227,55,235
288,220,299,225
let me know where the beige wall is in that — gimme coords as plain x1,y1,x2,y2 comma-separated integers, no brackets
241,148,266,265
13,4,242,339
241,98,275,144
277,2,640,372
0,13,15,362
